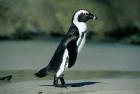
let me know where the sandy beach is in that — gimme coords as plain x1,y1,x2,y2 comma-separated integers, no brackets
0,41,140,94
0,78,140,94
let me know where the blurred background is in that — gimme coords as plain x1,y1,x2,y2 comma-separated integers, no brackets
0,0,140,81
0,0,140,43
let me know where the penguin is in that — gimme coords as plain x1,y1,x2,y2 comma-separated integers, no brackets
35,9,97,87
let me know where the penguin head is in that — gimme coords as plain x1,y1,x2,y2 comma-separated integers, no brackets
73,10,98,23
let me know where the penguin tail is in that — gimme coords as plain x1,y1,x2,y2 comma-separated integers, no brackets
35,67,49,78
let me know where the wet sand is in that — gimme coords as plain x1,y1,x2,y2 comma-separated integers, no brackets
0,79,140,94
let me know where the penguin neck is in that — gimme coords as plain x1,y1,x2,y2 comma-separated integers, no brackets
73,19,87,53
73,19,87,34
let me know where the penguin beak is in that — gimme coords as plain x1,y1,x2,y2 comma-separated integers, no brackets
93,15,98,20
87,13,98,20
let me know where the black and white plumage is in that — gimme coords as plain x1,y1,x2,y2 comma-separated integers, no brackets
35,10,97,87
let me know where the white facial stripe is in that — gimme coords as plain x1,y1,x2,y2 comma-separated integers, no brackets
73,10,88,34
73,10,88,51
56,49,69,77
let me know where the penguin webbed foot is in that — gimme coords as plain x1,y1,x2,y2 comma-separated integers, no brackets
60,77,67,88
54,84,67,88
53,81,67,88
53,76,67,88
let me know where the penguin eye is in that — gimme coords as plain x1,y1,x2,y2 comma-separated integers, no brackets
85,13,90,16
80,13,85,16
81,13,89,16
78,12,89,22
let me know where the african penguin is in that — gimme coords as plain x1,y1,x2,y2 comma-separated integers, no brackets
35,9,97,87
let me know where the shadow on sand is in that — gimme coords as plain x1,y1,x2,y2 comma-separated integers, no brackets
40,81,100,87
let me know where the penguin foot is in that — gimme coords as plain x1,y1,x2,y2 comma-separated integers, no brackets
54,84,67,88
60,77,67,88
53,75,67,88
53,80,67,88
61,84,67,88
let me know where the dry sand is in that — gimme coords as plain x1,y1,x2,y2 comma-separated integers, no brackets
0,78,140,94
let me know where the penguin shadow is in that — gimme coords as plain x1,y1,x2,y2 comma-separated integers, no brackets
40,81,100,87
66,81,100,87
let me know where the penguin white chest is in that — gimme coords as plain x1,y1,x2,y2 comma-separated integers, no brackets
56,49,69,77
76,23,87,53
77,33,86,53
